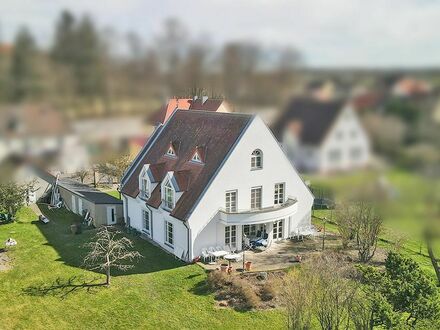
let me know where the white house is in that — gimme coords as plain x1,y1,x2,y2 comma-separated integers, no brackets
272,98,371,173
121,110,314,262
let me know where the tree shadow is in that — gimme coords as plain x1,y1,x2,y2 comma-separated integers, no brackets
22,275,106,299
34,204,185,276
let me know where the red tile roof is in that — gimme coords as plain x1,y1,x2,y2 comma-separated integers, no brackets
148,98,230,125
122,110,253,220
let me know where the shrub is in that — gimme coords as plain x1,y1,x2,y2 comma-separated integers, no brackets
260,280,279,301
231,277,260,310
206,271,230,291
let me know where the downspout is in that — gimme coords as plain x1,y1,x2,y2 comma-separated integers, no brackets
182,220,191,262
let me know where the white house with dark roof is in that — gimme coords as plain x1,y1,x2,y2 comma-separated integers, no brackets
121,110,314,262
272,98,371,173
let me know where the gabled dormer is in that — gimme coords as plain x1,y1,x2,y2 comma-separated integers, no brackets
139,164,152,199
190,145,205,164
165,140,180,158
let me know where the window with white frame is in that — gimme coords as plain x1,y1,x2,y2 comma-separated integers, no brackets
251,186,262,210
274,183,285,205
191,152,202,163
140,176,150,199
166,146,176,156
162,179,175,210
165,221,173,246
225,190,237,212
251,149,263,170
243,224,257,237
225,225,236,247
142,209,151,234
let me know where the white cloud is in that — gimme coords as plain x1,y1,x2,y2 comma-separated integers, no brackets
0,0,439,67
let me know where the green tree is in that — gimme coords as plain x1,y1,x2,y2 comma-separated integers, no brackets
0,181,30,220
9,26,37,101
360,252,440,327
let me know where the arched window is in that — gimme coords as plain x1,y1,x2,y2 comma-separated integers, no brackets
162,179,175,210
251,149,263,170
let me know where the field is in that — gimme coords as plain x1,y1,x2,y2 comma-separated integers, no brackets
0,206,284,329
308,168,440,277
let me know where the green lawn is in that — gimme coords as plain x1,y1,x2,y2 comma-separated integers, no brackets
308,168,440,277
0,206,285,329
103,190,121,199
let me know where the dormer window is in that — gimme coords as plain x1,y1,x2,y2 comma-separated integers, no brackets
251,149,263,170
139,165,151,199
191,151,202,163
162,179,175,210
166,146,176,157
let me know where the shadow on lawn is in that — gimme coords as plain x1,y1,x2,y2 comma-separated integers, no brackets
34,204,185,276
23,275,106,299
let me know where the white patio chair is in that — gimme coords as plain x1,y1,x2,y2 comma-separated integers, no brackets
201,248,211,263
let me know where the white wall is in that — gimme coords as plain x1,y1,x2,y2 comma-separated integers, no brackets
320,105,370,173
188,116,314,259
125,195,189,260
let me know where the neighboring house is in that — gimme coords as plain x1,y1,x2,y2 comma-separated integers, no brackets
272,98,370,173
37,171,123,226
0,105,88,173
121,110,314,262
149,96,232,126
392,77,432,98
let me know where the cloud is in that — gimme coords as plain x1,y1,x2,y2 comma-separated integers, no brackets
0,0,439,67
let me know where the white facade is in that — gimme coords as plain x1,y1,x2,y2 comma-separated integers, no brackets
283,105,370,173
123,115,314,262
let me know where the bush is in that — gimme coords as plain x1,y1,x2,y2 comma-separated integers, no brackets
206,271,231,291
231,277,260,310
260,280,279,301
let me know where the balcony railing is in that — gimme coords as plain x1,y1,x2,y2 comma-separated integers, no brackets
219,198,298,225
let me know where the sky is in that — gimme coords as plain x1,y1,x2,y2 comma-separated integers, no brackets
0,0,439,68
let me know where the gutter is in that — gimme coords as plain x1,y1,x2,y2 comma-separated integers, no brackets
182,219,191,262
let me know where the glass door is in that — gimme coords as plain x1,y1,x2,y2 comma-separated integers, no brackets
273,220,283,240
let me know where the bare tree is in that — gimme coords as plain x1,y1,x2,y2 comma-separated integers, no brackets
83,226,142,285
73,168,88,183
353,201,382,263
281,253,361,330
96,154,132,185
335,200,382,262
280,267,314,329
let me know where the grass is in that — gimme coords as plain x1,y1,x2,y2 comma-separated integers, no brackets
103,190,121,200
0,206,285,329
308,168,440,277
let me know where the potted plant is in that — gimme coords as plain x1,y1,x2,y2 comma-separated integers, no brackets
245,261,252,271
220,263,228,272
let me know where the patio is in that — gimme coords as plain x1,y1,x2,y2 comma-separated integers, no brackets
197,232,341,272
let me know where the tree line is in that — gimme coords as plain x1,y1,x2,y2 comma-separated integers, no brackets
0,11,301,113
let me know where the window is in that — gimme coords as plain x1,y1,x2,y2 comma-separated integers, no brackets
243,224,257,237
142,210,150,234
165,221,173,246
225,190,237,212
163,179,175,210
191,152,202,163
328,149,341,162
273,220,283,239
166,146,176,156
251,149,263,170
251,186,262,210
225,225,237,247
350,147,362,160
274,183,285,205
140,177,150,199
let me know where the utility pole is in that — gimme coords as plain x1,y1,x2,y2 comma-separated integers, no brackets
322,217,327,251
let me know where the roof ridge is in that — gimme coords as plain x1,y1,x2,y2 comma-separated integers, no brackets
175,109,253,118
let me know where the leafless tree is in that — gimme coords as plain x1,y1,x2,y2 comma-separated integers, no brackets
353,201,382,263
281,253,361,330
73,168,89,183
280,268,314,329
335,200,382,262
83,226,142,285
